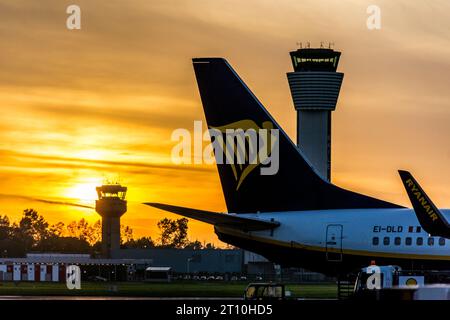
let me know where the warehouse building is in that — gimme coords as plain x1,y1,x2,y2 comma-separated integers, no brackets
111,248,243,274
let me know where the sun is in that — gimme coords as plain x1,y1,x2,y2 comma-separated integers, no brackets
66,178,104,202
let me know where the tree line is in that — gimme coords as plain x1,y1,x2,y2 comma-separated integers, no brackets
0,209,216,257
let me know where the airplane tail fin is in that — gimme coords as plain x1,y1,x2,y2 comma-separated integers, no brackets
192,58,401,213
398,170,450,238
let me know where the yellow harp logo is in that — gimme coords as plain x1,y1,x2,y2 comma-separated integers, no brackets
210,119,278,191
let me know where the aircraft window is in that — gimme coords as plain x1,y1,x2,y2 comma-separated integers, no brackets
439,238,446,246
383,237,390,245
408,226,414,233
428,237,434,246
416,237,423,246
394,237,401,245
416,226,421,233
372,237,379,245
405,237,412,246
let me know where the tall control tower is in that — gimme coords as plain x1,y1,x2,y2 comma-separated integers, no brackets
95,184,127,258
287,48,343,181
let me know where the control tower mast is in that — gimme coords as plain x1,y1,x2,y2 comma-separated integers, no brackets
287,47,344,181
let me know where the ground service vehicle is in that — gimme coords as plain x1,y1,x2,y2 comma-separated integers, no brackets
354,265,450,300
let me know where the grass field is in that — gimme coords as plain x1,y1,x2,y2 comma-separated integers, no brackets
0,281,338,299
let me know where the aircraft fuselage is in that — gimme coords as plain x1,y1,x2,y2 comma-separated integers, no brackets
215,209,450,275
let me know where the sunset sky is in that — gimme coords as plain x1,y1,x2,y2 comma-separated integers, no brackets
0,0,449,245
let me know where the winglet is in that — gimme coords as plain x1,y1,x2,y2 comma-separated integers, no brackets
398,170,450,238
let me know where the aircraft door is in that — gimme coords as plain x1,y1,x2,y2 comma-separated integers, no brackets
326,224,343,262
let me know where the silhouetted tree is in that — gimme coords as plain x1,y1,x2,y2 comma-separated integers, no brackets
66,218,101,245
185,240,203,250
0,215,11,240
157,218,189,248
122,236,155,249
121,225,133,244
49,222,65,237
204,243,216,249
19,208,50,243
38,236,91,253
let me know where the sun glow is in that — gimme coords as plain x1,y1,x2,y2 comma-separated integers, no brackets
65,177,104,202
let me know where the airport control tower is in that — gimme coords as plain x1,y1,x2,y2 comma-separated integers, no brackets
95,184,127,258
287,47,344,181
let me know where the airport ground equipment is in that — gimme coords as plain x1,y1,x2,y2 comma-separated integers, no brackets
244,283,290,300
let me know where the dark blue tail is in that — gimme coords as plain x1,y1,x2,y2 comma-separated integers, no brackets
193,58,401,213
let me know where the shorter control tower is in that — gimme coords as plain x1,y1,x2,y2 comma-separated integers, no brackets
95,184,127,258
287,47,344,181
